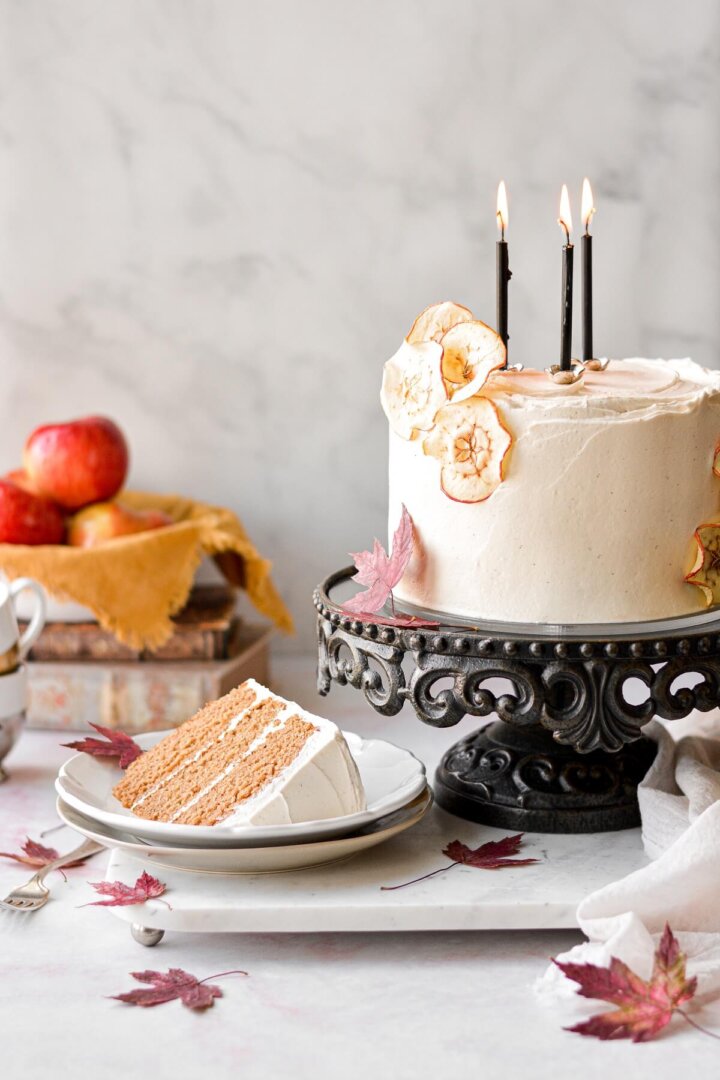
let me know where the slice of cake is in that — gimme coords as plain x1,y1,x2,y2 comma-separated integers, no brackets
113,679,366,827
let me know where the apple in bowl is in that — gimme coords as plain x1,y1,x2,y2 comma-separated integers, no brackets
68,501,172,548
0,479,65,545
24,417,128,510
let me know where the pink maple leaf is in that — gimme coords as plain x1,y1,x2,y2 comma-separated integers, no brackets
81,870,170,908
343,505,414,615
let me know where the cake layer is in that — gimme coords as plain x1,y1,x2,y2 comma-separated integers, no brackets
388,359,720,625
113,679,366,827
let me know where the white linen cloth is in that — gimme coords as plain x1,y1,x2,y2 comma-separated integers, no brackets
536,711,720,1009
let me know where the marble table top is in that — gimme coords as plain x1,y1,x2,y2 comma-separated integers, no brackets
2,655,718,1079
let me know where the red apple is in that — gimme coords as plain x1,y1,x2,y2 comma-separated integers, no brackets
3,468,41,495
23,417,129,510
67,501,172,548
0,479,65,545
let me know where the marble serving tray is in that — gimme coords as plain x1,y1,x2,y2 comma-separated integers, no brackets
104,804,648,939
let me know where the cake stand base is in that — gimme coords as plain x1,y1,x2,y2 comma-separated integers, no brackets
315,567,720,834
434,720,657,833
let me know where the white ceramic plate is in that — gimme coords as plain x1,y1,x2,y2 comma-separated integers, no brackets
56,790,432,873
56,730,426,848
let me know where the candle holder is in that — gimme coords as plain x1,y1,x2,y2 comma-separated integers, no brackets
315,566,720,833
582,358,611,372
544,362,585,386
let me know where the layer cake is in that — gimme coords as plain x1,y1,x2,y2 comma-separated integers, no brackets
113,679,366,826
382,303,720,625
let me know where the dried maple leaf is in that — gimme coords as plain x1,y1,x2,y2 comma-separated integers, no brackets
62,723,143,769
443,835,540,870
110,968,247,1011
382,832,538,890
343,504,414,615
0,837,90,881
684,523,720,606
341,610,440,629
555,924,719,1043
81,870,170,908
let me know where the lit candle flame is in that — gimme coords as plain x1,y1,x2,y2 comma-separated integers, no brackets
581,177,595,234
496,180,508,240
558,184,572,243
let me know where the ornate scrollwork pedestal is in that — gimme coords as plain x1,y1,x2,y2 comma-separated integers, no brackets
315,567,720,833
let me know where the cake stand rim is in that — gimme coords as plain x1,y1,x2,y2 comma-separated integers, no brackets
315,565,720,654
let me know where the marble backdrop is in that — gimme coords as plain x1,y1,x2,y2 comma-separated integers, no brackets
1,0,718,649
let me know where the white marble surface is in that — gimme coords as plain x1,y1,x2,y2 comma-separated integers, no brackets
2,654,720,1078
102,814,647,934
1,1,719,649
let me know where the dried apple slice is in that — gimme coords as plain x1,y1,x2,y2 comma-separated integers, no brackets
406,301,473,345
684,523,720,605
440,320,506,403
423,397,512,503
380,340,447,440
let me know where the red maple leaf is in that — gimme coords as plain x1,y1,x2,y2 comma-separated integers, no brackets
110,968,247,1011
555,924,719,1043
62,723,143,769
382,832,539,890
81,870,170,908
443,834,540,870
343,504,414,615
0,837,90,881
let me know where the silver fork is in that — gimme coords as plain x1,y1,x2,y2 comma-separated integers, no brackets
1,838,104,912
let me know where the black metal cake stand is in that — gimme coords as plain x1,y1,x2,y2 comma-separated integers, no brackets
315,567,720,833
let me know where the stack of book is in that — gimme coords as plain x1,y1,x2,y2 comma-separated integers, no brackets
23,585,272,733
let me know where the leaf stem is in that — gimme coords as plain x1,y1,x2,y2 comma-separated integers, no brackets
381,862,456,891
676,1008,720,1041
199,970,249,984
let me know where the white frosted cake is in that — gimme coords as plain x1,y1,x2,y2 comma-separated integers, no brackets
382,302,720,625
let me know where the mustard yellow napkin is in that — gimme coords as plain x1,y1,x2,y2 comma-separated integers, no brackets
0,491,293,649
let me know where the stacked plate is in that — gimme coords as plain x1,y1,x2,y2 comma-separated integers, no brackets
55,731,431,873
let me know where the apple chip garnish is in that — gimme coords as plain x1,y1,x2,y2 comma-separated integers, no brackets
440,320,506,403
406,301,473,345
381,340,448,440
423,397,512,503
685,523,720,605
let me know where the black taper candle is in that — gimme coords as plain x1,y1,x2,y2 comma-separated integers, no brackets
581,232,592,362
496,239,510,358
496,181,511,366
560,243,574,369
558,184,574,370
581,178,596,363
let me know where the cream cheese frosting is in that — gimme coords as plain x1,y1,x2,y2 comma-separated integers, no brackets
387,358,720,625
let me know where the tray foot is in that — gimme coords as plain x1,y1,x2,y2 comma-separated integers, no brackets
434,720,656,833
131,924,165,947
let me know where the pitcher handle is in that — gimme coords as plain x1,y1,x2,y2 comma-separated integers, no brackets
9,578,47,659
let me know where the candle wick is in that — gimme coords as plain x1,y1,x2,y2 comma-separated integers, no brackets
496,210,505,243
558,218,570,244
